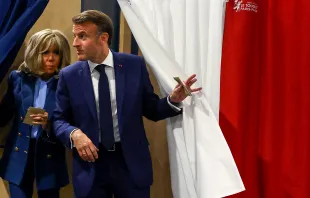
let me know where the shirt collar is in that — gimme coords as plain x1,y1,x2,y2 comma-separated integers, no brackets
88,49,114,73
37,76,56,84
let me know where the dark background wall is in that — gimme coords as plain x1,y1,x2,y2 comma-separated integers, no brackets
82,0,121,52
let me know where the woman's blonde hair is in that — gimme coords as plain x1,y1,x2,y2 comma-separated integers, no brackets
18,29,71,76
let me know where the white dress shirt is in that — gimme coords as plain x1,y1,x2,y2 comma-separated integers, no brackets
88,50,120,142
71,49,181,145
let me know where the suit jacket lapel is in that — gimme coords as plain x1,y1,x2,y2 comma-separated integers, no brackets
112,51,125,126
21,74,36,115
78,61,98,122
44,78,57,119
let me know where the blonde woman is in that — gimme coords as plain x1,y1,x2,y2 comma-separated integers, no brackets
0,29,71,198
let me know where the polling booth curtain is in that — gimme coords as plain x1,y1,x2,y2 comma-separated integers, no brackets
0,0,49,83
221,0,310,197
118,0,245,197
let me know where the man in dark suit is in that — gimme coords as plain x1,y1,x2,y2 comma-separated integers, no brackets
53,10,201,198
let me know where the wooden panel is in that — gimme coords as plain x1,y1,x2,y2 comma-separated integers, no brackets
0,178,8,198
119,12,173,198
144,72,173,198
119,12,132,54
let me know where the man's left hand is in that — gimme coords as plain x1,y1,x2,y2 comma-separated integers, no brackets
170,74,202,103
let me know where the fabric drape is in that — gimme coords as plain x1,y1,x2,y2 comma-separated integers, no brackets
118,0,245,197
221,0,310,197
0,0,49,83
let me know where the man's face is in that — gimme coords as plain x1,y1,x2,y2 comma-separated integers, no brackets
72,22,108,63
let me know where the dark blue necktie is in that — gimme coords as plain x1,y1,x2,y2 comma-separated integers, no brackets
96,64,114,150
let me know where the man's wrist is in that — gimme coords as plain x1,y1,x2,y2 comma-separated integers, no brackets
70,128,80,141
168,95,179,105
69,128,79,149
167,96,182,112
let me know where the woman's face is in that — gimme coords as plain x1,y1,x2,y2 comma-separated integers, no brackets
42,45,60,76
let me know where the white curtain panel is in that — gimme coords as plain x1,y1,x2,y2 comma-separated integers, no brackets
118,0,245,197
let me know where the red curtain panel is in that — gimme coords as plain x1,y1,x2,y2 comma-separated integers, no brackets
221,0,310,197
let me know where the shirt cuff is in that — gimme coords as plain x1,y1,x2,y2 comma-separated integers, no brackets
167,96,182,112
70,128,79,149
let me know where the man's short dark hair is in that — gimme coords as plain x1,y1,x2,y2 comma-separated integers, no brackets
72,10,114,46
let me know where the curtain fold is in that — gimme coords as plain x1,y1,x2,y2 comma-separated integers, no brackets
221,0,310,197
0,0,49,83
118,0,244,197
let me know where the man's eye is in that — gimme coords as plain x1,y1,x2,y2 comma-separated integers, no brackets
79,34,86,39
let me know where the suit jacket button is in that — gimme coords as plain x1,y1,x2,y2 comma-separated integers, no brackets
46,154,52,159
18,132,22,136
20,116,23,121
26,136,30,139
24,151,28,154
14,147,19,152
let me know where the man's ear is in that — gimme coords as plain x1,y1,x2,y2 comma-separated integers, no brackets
100,32,109,44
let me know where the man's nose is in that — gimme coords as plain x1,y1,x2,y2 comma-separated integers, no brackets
73,37,79,47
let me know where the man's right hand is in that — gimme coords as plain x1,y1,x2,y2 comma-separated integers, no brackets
71,129,99,162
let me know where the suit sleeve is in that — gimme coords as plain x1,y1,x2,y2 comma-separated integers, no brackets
141,58,181,121
53,70,77,148
0,72,16,127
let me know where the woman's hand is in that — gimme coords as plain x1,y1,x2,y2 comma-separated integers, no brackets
30,112,49,129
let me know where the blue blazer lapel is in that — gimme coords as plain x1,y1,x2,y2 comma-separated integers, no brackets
21,74,36,115
44,78,57,119
112,51,125,127
78,61,98,122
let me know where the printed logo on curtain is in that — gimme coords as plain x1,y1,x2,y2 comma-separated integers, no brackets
234,0,258,12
